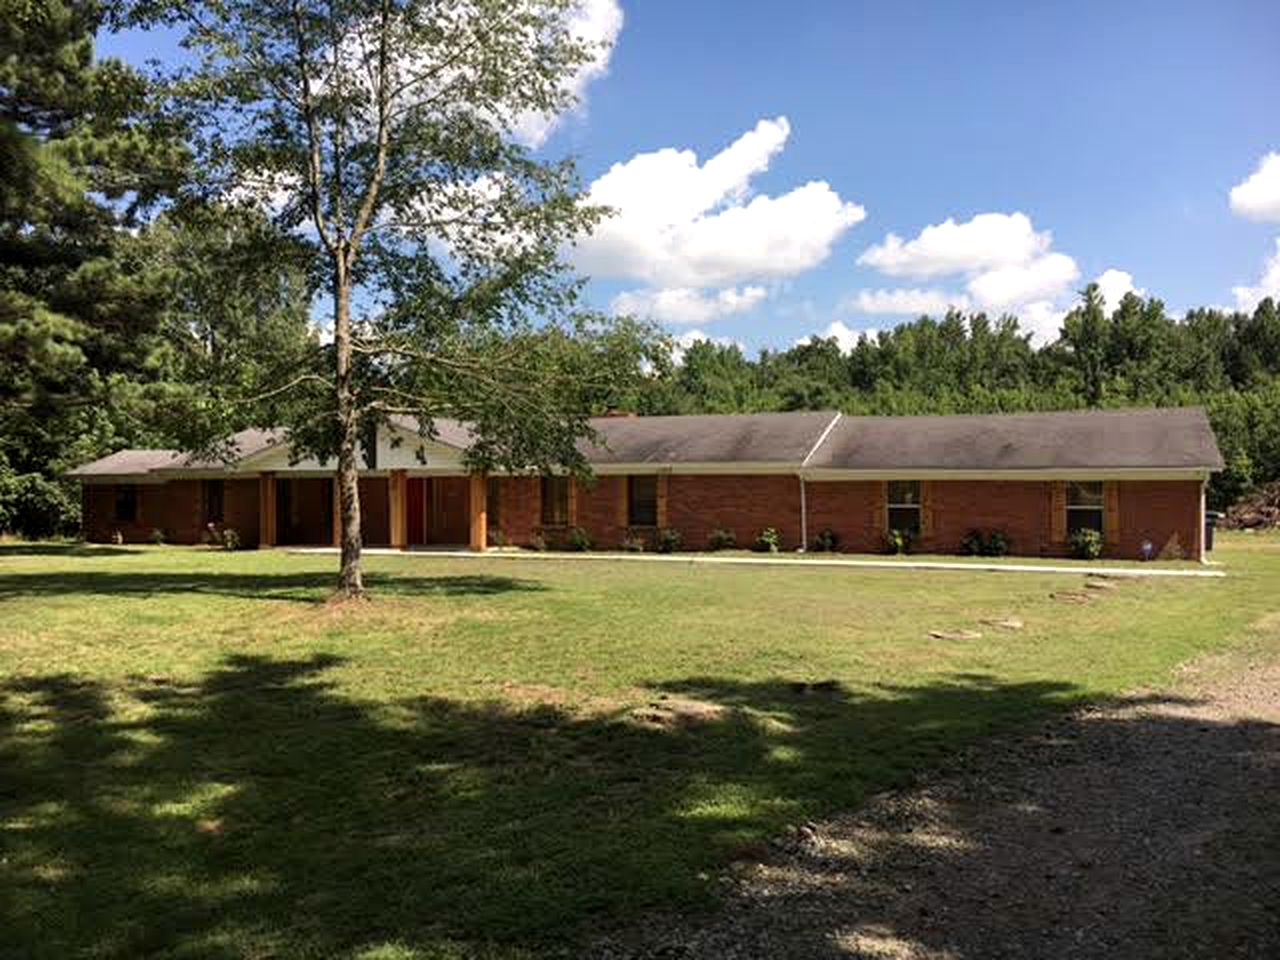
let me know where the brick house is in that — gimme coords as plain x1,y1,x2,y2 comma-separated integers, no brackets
68,407,1223,560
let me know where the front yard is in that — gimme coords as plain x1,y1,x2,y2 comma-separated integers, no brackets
2,534,1278,958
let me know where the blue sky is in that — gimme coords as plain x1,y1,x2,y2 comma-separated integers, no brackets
100,1,1280,351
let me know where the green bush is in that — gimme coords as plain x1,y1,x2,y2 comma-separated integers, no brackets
529,532,548,552
567,526,592,551
984,530,1011,557
220,527,242,551
707,527,736,551
812,527,839,552
150,527,167,545
0,469,80,539
1069,527,1104,560
655,527,682,554
960,529,985,556
884,528,914,555
754,527,782,553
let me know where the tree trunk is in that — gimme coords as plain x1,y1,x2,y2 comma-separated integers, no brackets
333,257,365,598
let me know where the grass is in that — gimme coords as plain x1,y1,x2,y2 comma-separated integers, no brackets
2,532,1278,959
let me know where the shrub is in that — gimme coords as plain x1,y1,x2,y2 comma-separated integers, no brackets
220,527,242,551
984,530,1011,557
620,532,646,552
655,527,682,554
884,528,914,555
1069,527,1104,560
812,527,839,552
960,529,985,556
0,469,80,539
488,528,507,548
707,527,736,551
754,527,782,553
1157,533,1185,561
529,531,548,552
149,527,167,545
567,526,592,551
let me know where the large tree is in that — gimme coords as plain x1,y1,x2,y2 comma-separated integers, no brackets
129,0,659,596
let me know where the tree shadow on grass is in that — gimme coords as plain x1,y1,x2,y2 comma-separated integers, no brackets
0,542,144,558
0,571,546,603
3,655,1273,959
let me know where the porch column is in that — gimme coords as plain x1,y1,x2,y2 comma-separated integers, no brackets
331,475,341,547
389,469,408,549
468,472,487,552
259,472,276,547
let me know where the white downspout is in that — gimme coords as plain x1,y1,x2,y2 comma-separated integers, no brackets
799,474,808,552
798,412,842,553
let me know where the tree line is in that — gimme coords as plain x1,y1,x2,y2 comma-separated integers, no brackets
629,289,1280,510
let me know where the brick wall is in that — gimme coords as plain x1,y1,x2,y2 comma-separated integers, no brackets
667,474,804,551
1115,480,1201,560
80,473,1204,560
803,478,1202,559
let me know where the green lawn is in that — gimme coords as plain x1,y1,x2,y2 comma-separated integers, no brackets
2,534,1278,959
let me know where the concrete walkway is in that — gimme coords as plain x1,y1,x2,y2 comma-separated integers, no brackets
285,547,1225,578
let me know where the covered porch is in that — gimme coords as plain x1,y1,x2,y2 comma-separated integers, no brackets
256,471,489,551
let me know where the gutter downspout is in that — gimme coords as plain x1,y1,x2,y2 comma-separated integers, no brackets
798,412,843,553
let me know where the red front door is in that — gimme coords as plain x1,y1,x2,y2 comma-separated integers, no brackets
430,478,470,545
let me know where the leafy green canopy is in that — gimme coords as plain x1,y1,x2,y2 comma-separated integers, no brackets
123,0,664,477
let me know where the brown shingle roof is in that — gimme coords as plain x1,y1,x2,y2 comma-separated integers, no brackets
806,407,1223,471
581,411,839,464
66,408,1223,477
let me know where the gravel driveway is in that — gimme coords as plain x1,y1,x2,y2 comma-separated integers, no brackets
592,646,1280,959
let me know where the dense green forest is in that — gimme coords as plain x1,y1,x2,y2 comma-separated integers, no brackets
628,290,1280,511
2,1,1277,538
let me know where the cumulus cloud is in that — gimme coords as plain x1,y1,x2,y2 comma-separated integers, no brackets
1094,268,1145,313
853,211,1080,342
578,116,865,321
843,287,970,316
670,328,744,364
857,212,1050,278
795,319,873,353
513,0,624,148
1229,153,1280,223
1232,238,1280,312
611,285,768,325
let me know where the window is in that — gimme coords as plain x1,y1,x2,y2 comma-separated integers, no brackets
627,475,658,527
887,480,921,536
113,485,138,523
203,479,224,524
1066,480,1104,535
540,476,570,526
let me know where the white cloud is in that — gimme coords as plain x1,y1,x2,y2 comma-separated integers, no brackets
1229,153,1280,223
857,212,1050,278
610,285,768,325
795,319,872,353
966,251,1079,309
854,211,1080,343
513,0,624,148
1232,238,1280,311
1094,268,1145,313
670,328,743,364
1017,301,1068,344
843,287,969,315
577,116,865,297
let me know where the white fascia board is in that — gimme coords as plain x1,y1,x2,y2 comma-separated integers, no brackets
802,467,1210,481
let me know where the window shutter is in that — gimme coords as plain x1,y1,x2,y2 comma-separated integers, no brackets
617,478,628,528
1050,481,1067,543
568,478,578,526
657,473,669,528
920,481,935,539
869,481,887,537
1103,481,1121,546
